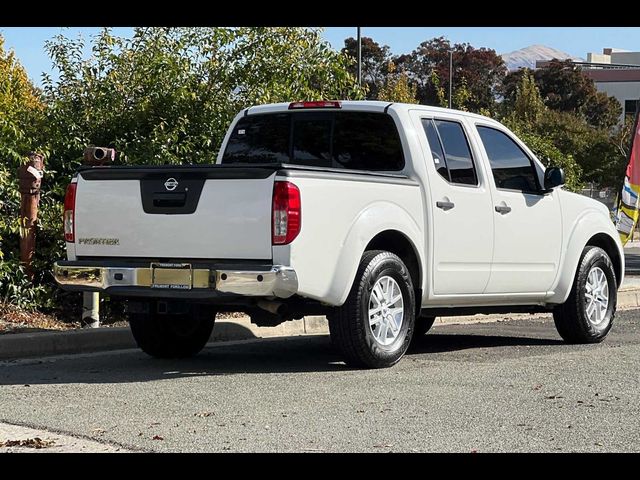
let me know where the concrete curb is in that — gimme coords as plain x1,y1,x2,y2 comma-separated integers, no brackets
2,289,640,361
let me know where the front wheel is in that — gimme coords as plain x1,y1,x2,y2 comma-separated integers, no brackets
553,246,617,344
328,250,416,368
129,304,216,358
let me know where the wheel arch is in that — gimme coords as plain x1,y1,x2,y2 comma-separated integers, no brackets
365,230,423,296
548,212,624,305
585,233,623,287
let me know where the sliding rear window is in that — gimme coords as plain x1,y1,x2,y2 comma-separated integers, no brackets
222,111,405,171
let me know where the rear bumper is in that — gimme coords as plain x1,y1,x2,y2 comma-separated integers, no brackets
53,261,298,299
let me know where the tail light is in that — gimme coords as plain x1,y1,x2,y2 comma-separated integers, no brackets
272,181,301,245
63,182,77,242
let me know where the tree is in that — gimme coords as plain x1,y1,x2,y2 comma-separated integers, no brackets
342,36,392,99
502,117,583,192
0,35,50,309
502,60,622,129
2,27,366,312
377,62,417,103
395,36,507,113
43,27,365,173
503,70,546,125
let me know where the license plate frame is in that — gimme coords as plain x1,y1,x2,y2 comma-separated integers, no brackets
150,263,193,290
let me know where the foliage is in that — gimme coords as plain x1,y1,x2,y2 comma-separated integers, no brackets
503,118,583,192
342,36,392,99
1,28,365,313
395,36,507,113
502,60,622,129
0,36,54,310
43,27,365,174
376,62,417,103
502,70,546,125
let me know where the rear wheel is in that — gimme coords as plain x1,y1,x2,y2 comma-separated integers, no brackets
553,246,616,344
129,303,215,358
328,250,415,369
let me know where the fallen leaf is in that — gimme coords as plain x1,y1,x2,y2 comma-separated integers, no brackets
0,437,55,449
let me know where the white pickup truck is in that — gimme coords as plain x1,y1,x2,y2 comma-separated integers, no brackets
54,100,624,368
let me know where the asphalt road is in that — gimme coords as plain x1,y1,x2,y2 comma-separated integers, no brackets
1,311,639,453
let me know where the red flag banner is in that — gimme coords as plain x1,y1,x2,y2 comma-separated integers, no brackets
615,111,640,245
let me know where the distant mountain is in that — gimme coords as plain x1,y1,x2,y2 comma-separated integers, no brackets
501,45,584,71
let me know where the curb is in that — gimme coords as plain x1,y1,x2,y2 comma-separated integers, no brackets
2,289,640,361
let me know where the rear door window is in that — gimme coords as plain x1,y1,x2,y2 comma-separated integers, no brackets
222,111,404,171
421,118,478,186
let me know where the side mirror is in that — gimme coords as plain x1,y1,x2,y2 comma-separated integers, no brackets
544,167,565,190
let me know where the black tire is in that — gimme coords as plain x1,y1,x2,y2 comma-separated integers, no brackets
327,250,416,368
129,304,216,358
411,316,436,343
553,246,616,344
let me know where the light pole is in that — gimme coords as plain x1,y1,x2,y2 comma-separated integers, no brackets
448,50,453,109
357,27,362,89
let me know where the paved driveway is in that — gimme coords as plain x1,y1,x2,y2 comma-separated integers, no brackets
1,311,639,452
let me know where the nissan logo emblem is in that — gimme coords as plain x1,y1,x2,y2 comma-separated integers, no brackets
164,178,178,191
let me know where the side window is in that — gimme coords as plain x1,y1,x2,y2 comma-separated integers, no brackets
477,126,540,193
422,119,478,186
422,119,448,180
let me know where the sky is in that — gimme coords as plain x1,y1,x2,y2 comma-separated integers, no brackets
3,26,640,86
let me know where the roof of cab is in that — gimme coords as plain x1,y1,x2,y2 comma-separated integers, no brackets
245,100,498,125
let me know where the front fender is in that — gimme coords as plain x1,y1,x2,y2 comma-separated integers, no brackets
547,209,623,304
327,201,424,306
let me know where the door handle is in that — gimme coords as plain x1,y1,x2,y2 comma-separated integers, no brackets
436,200,456,210
494,204,512,214
436,200,455,210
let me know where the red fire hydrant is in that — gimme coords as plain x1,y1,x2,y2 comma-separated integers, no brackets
17,153,44,281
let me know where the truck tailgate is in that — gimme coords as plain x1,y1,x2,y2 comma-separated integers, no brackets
73,166,276,260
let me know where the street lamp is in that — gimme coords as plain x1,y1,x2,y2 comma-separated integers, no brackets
449,50,453,109
357,26,362,89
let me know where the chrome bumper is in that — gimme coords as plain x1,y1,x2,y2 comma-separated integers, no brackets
53,262,298,299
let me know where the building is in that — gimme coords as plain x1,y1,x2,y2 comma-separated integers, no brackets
537,48,640,125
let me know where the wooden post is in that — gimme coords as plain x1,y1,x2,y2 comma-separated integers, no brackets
17,153,44,281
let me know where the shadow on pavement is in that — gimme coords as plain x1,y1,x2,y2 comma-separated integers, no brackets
409,332,564,354
0,327,567,386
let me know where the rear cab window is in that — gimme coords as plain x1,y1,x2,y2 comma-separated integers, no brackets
222,111,405,171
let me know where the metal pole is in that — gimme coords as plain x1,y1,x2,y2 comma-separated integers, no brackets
448,50,453,109
17,153,44,281
82,292,100,328
357,26,362,88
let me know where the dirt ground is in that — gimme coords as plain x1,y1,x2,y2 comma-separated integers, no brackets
0,302,245,335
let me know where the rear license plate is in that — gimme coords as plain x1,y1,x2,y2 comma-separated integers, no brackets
150,263,192,290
